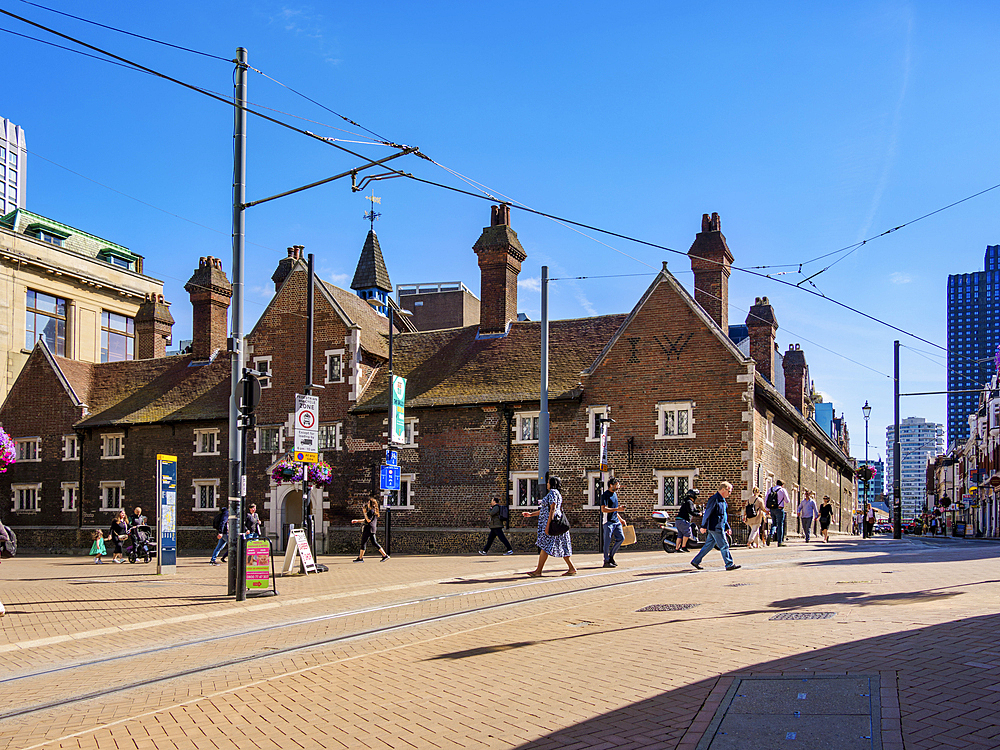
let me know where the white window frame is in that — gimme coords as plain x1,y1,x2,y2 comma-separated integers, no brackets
256,426,281,454
386,473,416,509
192,479,221,511
100,481,125,511
61,482,79,511
400,418,419,448
511,472,541,508
324,348,345,384
62,434,79,461
15,437,40,462
656,401,695,440
809,449,817,472
194,428,220,456
653,469,697,508
253,356,272,389
584,470,606,508
102,433,125,459
586,405,609,442
12,483,41,512
792,438,800,463
318,422,343,452
765,414,775,446
514,411,540,444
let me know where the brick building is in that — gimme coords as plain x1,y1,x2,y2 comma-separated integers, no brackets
0,211,856,552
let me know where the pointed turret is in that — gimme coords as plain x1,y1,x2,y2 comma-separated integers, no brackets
351,230,393,314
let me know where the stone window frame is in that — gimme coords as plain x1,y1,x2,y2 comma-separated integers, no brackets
653,468,697,508
656,401,695,440
510,471,542,508
318,422,342,452
102,433,125,459
61,482,79,511
765,413,775,446
386,473,416,509
324,348,345,384
253,356,272,389
12,483,41,512
100,480,125,511
15,437,40,462
194,428,220,456
584,470,607,508
586,405,609,442
514,411,540,445
63,434,79,461
791,437,800,463
192,479,220,511
400,418,419,448
256,426,282,454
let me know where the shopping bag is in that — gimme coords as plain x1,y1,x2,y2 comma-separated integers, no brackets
621,524,637,546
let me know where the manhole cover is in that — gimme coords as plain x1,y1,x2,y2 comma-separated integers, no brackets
727,583,752,587
770,612,836,620
638,603,699,612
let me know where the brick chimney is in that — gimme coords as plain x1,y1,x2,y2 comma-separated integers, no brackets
135,293,174,359
272,245,304,291
473,204,526,335
184,256,232,360
746,296,778,383
783,343,810,414
687,212,734,330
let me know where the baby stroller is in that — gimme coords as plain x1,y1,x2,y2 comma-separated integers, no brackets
124,524,156,563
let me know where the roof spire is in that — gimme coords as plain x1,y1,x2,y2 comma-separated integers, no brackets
364,189,381,233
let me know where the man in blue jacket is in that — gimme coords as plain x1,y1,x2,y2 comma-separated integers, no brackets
210,506,229,565
691,481,741,571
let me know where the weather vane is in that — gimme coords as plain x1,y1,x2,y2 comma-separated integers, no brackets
364,190,382,232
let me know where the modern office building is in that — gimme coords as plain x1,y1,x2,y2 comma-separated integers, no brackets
0,117,26,215
886,417,944,521
947,245,1000,448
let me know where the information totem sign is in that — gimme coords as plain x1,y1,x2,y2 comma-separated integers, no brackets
390,375,406,444
156,454,177,575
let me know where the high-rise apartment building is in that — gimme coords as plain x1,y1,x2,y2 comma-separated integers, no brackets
886,417,944,521
0,118,25,215
947,245,1000,448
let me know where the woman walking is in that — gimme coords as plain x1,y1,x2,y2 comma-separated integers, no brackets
522,475,576,577
109,509,129,564
819,495,834,542
744,486,766,548
351,497,389,562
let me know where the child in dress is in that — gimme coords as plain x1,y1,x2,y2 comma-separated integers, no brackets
90,529,109,564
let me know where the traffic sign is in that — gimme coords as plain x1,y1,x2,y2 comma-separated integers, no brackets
380,465,401,491
294,451,319,464
294,394,319,453
386,449,398,466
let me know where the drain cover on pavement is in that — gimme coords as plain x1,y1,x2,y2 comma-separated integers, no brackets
637,603,699,612
727,583,752,587
770,612,836,620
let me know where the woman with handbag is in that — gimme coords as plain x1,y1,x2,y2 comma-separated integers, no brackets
521,475,576,577
109,509,129,564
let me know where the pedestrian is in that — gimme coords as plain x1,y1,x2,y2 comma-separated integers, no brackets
691,481,741,571
522,475,577,577
759,507,771,546
210,505,229,565
744,486,766,548
797,490,819,543
244,503,262,539
864,505,876,537
765,480,790,546
109,509,129,563
600,477,625,568
89,529,109,564
674,488,700,552
351,497,389,562
129,507,145,528
479,498,514,555
819,495,834,542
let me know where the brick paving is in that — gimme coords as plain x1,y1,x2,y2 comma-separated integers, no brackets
0,536,998,749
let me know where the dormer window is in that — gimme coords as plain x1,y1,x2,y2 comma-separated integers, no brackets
38,230,64,247
26,222,70,248
97,247,137,272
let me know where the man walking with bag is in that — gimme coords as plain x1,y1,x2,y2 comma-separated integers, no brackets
691,481,740,571
601,477,625,568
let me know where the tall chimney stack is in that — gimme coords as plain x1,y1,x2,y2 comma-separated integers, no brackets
473,204,526,335
135,293,174,359
746,296,778,383
272,245,304,292
687,212,734,330
184,256,232,360
783,343,810,414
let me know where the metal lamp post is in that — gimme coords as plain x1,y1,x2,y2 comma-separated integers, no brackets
863,400,872,538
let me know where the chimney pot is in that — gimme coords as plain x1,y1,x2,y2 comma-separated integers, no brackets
474,204,526,334
688,212,734,330
185,257,233,359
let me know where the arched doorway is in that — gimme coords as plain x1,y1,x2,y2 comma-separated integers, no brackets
279,489,303,551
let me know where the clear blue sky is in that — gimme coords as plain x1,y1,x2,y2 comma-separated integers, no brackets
4,0,999,457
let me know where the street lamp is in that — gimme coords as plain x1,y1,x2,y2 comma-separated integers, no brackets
862,400,872,538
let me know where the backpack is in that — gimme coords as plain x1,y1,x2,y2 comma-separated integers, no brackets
0,524,16,558
765,486,780,510
746,501,757,519
498,503,509,522
213,510,225,533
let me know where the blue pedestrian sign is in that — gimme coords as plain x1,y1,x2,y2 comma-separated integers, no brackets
386,449,398,466
380,464,401,491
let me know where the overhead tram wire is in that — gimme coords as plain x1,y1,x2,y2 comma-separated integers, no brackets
0,24,147,70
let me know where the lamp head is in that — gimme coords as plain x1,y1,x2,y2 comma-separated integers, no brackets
862,400,872,420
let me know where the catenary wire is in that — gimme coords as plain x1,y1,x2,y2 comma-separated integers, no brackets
0,24,148,70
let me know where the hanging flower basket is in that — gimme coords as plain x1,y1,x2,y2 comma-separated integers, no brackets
855,465,877,483
309,461,334,487
0,428,15,473
271,458,303,484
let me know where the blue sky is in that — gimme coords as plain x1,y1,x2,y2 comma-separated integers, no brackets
4,0,1000,457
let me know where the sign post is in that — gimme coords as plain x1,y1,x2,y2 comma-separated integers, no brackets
390,376,406,444
294,393,319,564
156,454,177,575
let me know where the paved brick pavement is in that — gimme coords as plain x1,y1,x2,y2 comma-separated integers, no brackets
0,536,998,749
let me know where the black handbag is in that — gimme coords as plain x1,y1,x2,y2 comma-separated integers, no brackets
547,506,571,536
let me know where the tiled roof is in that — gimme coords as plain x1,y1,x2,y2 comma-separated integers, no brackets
353,315,628,412
72,354,230,427
322,280,398,360
350,230,392,293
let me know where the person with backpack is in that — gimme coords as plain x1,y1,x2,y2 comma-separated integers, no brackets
765,480,790,546
744,486,766,548
479,498,514,555
210,506,229,566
